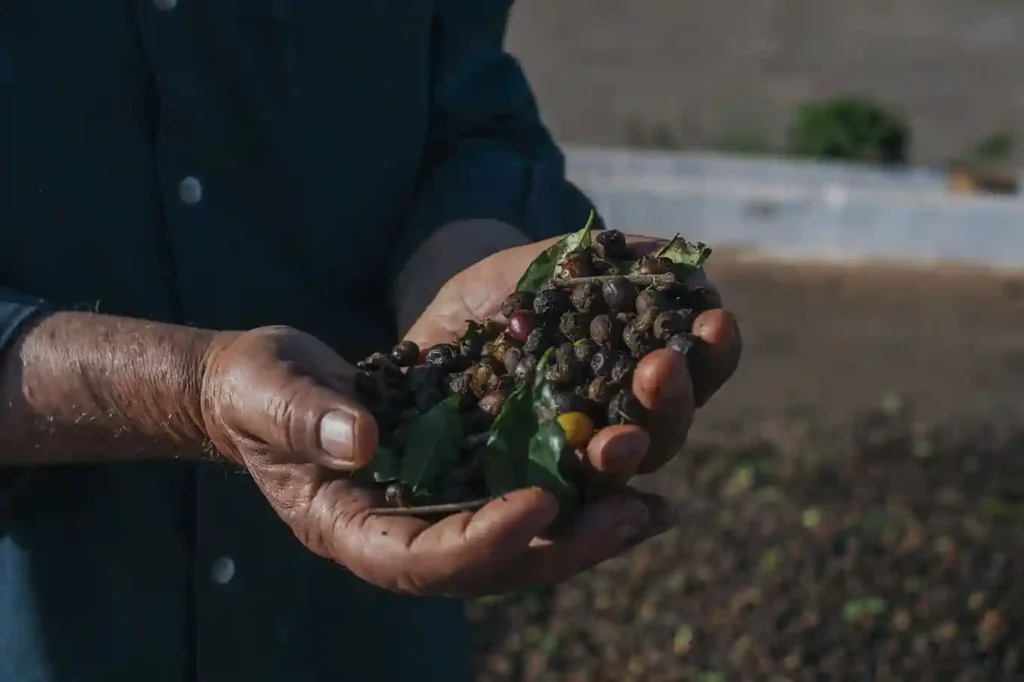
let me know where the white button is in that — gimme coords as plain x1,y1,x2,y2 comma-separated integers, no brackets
178,176,203,206
153,0,178,10
210,556,236,585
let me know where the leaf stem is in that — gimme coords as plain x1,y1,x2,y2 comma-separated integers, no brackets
368,497,494,517
556,273,678,288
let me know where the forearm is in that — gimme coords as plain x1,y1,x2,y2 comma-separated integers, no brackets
0,311,217,465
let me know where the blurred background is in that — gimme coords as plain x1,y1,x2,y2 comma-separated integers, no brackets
469,2,1024,680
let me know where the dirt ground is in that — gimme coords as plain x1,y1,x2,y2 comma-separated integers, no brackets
469,257,1024,681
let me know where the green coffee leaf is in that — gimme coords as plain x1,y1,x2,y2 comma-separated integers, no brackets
358,446,400,484
526,422,577,509
482,382,533,496
515,211,596,293
399,394,464,494
656,233,713,270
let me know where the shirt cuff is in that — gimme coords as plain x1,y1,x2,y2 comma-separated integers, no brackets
393,219,530,336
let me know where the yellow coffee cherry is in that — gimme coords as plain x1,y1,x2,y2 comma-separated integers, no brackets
556,411,596,450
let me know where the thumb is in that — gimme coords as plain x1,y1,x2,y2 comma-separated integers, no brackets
254,381,380,471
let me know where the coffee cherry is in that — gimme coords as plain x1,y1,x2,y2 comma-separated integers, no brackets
469,364,499,397
595,229,630,259
534,286,570,318
551,390,588,416
559,311,589,342
602,277,637,313
590,347,619,377
587,376,617,404
636,289,672,317
685,287,719,313
560,250,595,278
448,371,472,396
589,314,621,346
390,340,420,367
634,255,674,275
507,310,537,343
557,411,596,450
666,333,698,356
500,291,535,318
653,310,693,340
477,390,506,418
611,356,637,385
571,282,603,315
522,327,548,355
502,346,524,375
514,354,539,384
607,390,647,426
425,343,461,371
573,339,599,365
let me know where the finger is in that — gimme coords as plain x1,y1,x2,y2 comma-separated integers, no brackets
486,491,676,593
581,425,650,491
631,348,695,474
237,376,380,471
690,308,742,407
331,487,560,597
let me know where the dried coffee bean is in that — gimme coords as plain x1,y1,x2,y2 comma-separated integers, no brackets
654,281,689,302
587,376,617,404
534,286,571,318
595,228,630,259
548,390,583,415
469,364,499,397
602,277,638,313
507,310,537,343
622,319,655,358
560,249,595,278
633,255,674,275
636,288,673,317
425,343,461,371
685,287,719,313
514,354,539,384
448,371,473,396
500,291,535,318
666,333,698,356
390,340,419,367
611,356,637,385
522,327,548,355
589,314,621,346
607,389,647,426
571,282,604,314
653,310,693,340
477,390,506,418
502,346,524,375
384,482,413,507
559,311,590,342
592,257,622,276
573,339,599,365
590,346,619,377
479,354,505,376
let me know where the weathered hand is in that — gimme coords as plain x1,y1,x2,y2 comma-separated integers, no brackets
198,326,671,597
404,233,742,482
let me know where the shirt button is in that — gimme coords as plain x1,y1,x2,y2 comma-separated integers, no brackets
210,556,236,585
152,0,179,10
178,176,203,206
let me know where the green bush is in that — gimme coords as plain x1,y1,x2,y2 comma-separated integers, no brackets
788,97,911,165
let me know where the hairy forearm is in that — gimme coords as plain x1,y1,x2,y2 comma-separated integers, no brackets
0,312,216,465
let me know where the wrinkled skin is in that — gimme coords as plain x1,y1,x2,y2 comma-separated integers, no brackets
200,234,741,598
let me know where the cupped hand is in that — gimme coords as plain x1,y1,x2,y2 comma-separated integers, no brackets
403,233,743,483
197,326,672,597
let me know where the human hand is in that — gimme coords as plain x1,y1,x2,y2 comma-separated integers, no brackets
403,233,742,483
198,326,672,596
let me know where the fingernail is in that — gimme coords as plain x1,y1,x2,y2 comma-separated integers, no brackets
319,411,355,466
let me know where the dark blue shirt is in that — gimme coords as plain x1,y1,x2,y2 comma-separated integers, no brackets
0,2,596,680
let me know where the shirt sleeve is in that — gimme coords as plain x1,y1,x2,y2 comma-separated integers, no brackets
0,288,48,515
389,0,603,281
